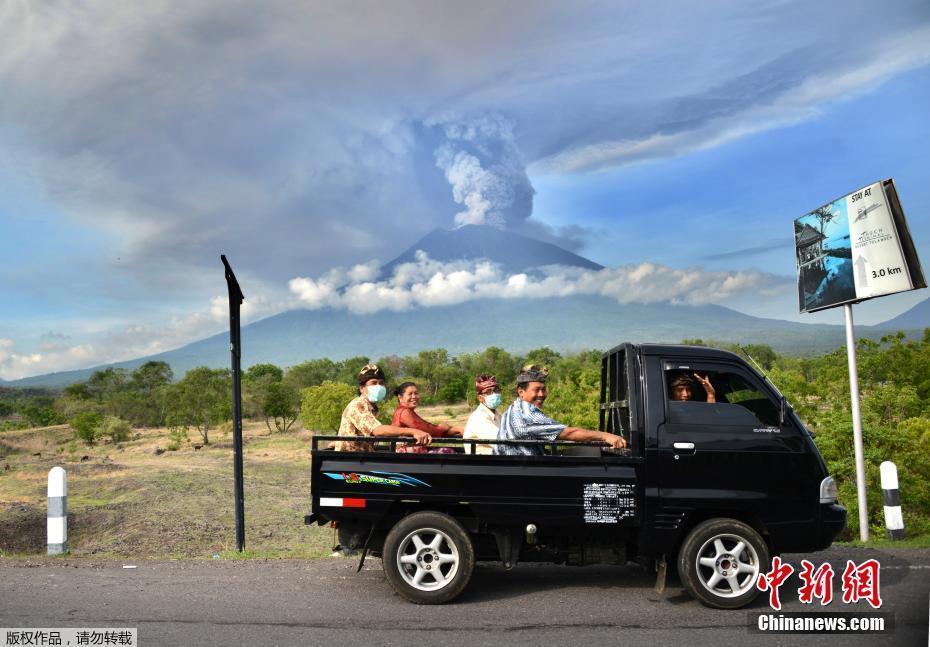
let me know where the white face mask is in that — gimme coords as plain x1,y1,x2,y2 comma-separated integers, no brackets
366,384,387,403
482,393,502,410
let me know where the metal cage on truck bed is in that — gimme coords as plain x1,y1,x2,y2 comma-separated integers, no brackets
599,343,639,445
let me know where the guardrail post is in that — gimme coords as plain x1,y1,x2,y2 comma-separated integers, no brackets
47,466,67,555
880,461,904,540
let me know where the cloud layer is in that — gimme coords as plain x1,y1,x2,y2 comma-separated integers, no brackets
289,252,786,315
0,252,788,379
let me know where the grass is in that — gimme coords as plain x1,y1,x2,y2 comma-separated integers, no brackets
0,420,335,559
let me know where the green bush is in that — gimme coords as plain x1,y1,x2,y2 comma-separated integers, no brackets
70,411,102,446
300,381,358,432
100,416,132,443
166,426,188,451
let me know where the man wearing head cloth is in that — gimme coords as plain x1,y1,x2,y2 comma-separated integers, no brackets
335,363,433,452
463,374,503,455
495,364,627,456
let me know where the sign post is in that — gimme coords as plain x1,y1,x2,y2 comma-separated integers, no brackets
794,179,924,542
221,254,246,552
843,304,868,541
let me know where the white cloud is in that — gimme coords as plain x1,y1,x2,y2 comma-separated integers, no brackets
289,253,785,314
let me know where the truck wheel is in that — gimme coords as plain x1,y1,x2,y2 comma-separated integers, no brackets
678,518,769,609
382,511,475,604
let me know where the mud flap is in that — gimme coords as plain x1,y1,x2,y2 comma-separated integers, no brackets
654,555,667,596
492,527,523,569
355,524,377,573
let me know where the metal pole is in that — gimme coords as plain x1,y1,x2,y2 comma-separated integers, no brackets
843,303,869,542
221,255,246,552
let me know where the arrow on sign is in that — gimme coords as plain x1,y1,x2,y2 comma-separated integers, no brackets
855,255,869,287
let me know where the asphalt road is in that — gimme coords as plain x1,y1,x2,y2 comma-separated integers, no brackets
1,546,927,647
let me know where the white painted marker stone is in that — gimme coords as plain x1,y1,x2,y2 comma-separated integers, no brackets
880,461,904,540
47,466,67,555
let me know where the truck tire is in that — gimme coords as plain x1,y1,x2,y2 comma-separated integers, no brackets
382,511,475,604
678,518,769,609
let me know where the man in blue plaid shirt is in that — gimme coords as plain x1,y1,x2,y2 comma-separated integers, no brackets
495,365,627,456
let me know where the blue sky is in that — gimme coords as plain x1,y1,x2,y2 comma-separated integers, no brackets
1,1,929,379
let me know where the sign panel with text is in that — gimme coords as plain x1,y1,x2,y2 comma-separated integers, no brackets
794,179,925,313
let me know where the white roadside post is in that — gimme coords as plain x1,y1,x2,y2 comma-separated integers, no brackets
47,466,68,555
880,461,904,540
843,304,869,542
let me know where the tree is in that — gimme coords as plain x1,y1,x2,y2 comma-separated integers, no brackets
335,356,372,386
812,205,835,252
524,347,563,368
71,411,102,446
458,347,522,396
166,367,231,444
86,368,130,402
405,349,452,397
264,381,300,432
245,363,284,383
285,358,340,389
300,381,357,432
130,361,174,392
20,398,62,427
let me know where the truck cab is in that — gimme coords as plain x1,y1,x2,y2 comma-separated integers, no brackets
306,343,846,608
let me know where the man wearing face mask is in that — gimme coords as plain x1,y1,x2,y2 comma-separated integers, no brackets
463,374,503,455
334,364,432,452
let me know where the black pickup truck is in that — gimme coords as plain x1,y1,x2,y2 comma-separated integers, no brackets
305,343,846,608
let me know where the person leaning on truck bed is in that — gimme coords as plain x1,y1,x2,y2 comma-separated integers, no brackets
392,381,463,454
463,374,503,455
494,365,628,456
334,364,433,452
669,372,715,403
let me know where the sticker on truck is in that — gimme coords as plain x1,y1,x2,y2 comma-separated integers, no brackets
323,471,431,487
583,483,635,523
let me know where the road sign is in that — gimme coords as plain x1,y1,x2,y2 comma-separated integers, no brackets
794,179,925,314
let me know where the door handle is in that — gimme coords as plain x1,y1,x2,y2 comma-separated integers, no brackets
673,442,695,450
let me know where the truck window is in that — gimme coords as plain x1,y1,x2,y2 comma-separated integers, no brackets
665,368,780,427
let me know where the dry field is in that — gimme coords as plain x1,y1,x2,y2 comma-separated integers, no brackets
0,404,473,560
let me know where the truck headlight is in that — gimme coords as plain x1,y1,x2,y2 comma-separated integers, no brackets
820,476,838,504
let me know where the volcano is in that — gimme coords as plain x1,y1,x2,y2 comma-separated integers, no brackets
379,225,603,277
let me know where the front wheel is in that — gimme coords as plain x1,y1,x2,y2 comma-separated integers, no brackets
678,518,769,609
382,511,475,604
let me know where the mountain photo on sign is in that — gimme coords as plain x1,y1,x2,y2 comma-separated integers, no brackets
795,198,854,312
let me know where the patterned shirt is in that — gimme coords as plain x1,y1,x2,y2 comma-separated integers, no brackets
494,399,566,456
335,395,382,452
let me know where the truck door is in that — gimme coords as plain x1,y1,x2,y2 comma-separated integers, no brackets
656,359,817,531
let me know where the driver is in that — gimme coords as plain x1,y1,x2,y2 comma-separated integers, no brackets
669,372,716,403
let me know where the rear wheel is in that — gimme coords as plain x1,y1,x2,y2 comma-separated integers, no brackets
678,518,769,609
382,511,475,604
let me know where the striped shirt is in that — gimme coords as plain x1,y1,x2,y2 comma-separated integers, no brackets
494,399,566,456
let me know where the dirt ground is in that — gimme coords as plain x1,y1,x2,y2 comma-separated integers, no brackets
0,403,473,559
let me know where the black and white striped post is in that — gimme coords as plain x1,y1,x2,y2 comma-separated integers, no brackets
880,461,904,540
47,466,67,554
